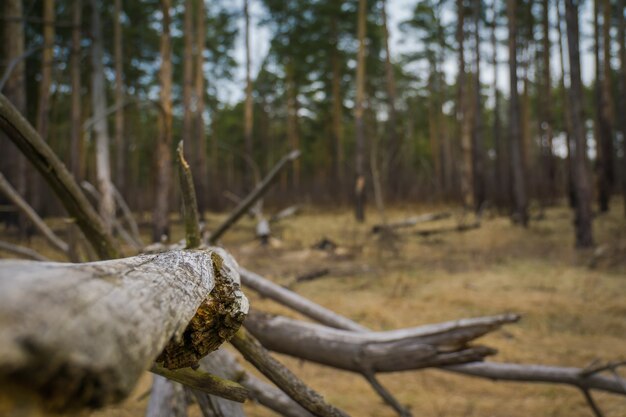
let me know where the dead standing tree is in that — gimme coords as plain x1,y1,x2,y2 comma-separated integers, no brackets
1,93,625,416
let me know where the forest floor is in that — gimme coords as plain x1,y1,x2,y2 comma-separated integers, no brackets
2,202,626,416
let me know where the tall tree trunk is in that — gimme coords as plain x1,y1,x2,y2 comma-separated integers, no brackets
70,0,82,180
244,0,254,190
286,62,300,190
491,0,507,210
33,0,56,214
381,0,400,198
2,0,28,236
330,6,344,198
90,0,115,232
507,0,529,226
194,0,208,215
598,0,615,212
153,0,173,242
556,0,576,208
472,0,485,211
354,0,367,222
457,0,473,208
182,0,194,172
565,0,594,247
114,0,125,195
540,0,555,204
427,72,441,194
618,0,626,217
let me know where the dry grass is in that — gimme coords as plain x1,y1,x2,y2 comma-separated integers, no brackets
2,202,625,416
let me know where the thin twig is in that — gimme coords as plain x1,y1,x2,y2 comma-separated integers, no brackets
231,327,349,417
150,364,248,403
363,373,412,417
112,184,143,247
176,141,201,249
581,389,605,417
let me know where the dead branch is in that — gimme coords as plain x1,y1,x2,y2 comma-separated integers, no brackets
231,327,349,417
199,348,313,417
0,240,50,261
81,181,142,250
239,267,368,332
151,364,248,403
0,172,69,256
415,221,480,237
0,248,248,412
270,205,299,223
177,141,201,249
0,93,118,259
245,311,515,373
372,211,452,234
146,375,187,417
208,150,300,244
112,184,143,247
293,268,331,285
443,362,626,395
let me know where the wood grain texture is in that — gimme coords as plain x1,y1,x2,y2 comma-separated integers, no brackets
0,248,248,412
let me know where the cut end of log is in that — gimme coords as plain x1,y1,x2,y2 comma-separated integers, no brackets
157,250,249,370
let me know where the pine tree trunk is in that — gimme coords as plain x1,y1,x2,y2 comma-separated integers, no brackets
472,0,485,211
491,2,507,210
618,0,626,217
381,0,400,198
599,0,615,211
565,0,594,247
70,0,82,180
194,0,208,215
90,0,116,233
286,62,300,190
354,0,367,222
507,0,529,226
153,0,173,242
244,0,254,191
330,7,344,199
114,0,125,196
457,0,473,208
541,0,555,204
1,0,28,235
182,0,194,172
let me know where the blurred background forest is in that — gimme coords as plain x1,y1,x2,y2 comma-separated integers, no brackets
1,0,624,247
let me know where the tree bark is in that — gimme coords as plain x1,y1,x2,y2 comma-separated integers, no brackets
619,0,626,217
194,0,208,215
472,0,485,210
354,0,367,222
70,0,82,179
153,0,173,242
1,0,28,237
330,6,344,197
491,1,507,210
114,0,125,195
90,0,116,233
245,311,515,373
0,249,248,412
596,0,615,212
457,0,474,208
507,0,529,226
244,0,254,191
0,93,119,260
565,0,594,247
382,0,400,197
540,0,555,204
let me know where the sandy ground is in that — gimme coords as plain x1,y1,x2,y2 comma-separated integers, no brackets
3,202,625,416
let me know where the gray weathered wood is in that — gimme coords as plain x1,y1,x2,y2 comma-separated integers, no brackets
0,240,50,261
0,172,69,256
0,248,248,412
371,211,451,233
146,375,188,417
245,311,516,373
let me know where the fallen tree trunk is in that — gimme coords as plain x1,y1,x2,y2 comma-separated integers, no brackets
0,248,248,412
244,311,516,373
415,221,480,237
372,211,451,233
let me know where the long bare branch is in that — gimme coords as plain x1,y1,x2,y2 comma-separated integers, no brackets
0,240,50,261
0,93,118,259
0,172,69,256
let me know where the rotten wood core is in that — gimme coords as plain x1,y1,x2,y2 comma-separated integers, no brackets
0,248,248,412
